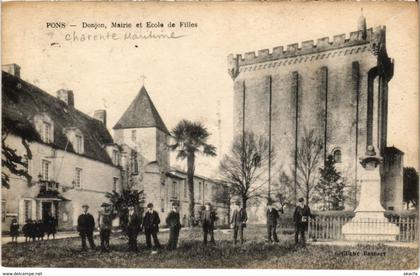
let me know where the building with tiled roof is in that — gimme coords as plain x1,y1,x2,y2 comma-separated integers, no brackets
2,64,229,231
1,65,122,230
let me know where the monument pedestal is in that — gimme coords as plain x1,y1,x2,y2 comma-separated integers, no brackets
342,147,399,241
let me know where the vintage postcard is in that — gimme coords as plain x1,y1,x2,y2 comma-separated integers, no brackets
1,1,418,272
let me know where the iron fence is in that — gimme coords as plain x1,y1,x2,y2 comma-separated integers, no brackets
308,216,418,242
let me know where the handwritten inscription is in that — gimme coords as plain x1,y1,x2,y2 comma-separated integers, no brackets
64,31,185,42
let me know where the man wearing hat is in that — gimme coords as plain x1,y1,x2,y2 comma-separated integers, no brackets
98,203,113,252
142,203,161,250
201,202,216,245
293,197,313,246
165,202,181,250
266,200,280,243
126,205,142,252
230,201,247,245
77,204,96,251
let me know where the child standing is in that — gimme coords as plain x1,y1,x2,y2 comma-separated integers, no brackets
9,218,19,243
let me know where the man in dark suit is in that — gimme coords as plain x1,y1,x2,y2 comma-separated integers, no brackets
201,202,216,245
126,205,142,252
293,197,313,246
77,204,96,251
266,201,280,243
142,203,161,250
231,201,247,245
165,202,181,250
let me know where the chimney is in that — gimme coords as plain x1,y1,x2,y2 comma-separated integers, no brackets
93,109,107,126
2,64,21,78
56,89,74,107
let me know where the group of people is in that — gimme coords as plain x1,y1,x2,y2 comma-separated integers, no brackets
9,198,313,249
77,202,172,252
76,197,313,252
76,199,251,253
8,215,57,243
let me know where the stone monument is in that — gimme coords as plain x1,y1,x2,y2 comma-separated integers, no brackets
342,145,399,241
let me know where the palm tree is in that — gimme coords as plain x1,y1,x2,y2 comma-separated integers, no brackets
169,120,216,223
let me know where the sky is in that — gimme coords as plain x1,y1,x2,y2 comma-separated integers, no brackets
2,2,418,177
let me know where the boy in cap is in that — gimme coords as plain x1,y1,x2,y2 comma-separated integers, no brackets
165,202,181,250
98,203,113,252
77,204,96,251
142,203,161,250
126,204,142,252
201,202,216,245
293,197,313,246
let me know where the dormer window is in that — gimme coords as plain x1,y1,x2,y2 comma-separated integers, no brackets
42,122,52,143
75,134,83,153
105,144,121,167
63,127,84,154
34,113,54,144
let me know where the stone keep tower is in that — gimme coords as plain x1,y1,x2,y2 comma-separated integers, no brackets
113,86,170,207
227,16,403,211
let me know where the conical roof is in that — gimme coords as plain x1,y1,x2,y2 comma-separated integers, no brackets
113,86,169,134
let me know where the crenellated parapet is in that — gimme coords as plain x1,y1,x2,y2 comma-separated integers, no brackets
228,26,387,79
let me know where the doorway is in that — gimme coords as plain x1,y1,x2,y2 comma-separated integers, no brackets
42,201,52,221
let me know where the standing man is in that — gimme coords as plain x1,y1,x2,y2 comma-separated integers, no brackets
266,201,280,243
201,202,216,245
165,202,181,250
126,205,142,252
142,203,161,250
77,204,96,251
293,197,313,246
231,201,247,245
98,203,113,252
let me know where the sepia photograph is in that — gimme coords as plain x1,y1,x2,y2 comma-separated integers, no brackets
1,1,419,272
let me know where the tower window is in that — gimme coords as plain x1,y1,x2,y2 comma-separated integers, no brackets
333,149,342,163
131,151,138,174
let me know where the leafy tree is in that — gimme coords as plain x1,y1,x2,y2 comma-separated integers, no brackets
104,189,145,235
2,122,38,188
403,167,419,209
219,132,272,210
169,120,217,223
314,155,345,210
294,128,323,204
